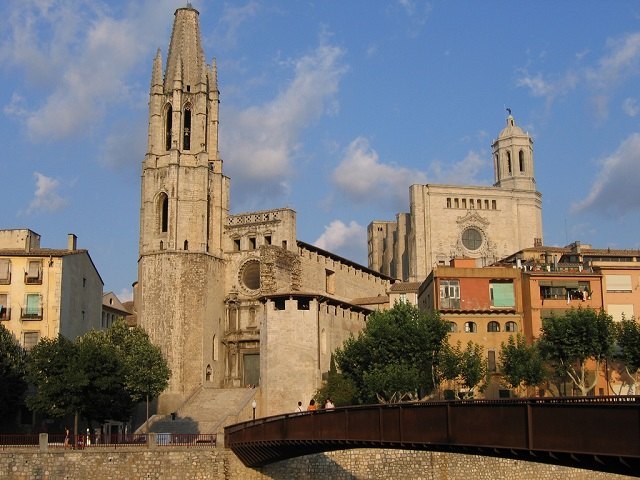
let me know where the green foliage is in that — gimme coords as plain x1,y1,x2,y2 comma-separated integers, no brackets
106,319,170,403
0,324,27,421
314,355,357,407
437,341,487,399
498,334,546,396
616,317,640,373
335,302,449,403
25,336,88,418
538,307,616,396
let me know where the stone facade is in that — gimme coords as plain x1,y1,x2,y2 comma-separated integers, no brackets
0,448,632,480
136,7,393,417
368,115,543,282
0,229,102,349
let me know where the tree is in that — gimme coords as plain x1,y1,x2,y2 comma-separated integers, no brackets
314,355,357,407
106,320,170,426
538,307,616,396
0,324,27,428
25,335,88,433
612,316,640,394
76,331,133,425
436,341,487,399
499,334,546,397
335,302,449,403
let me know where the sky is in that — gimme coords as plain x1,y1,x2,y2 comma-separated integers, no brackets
1,1,640,302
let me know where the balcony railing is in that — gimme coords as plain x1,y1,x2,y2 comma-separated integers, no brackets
21,308,43,320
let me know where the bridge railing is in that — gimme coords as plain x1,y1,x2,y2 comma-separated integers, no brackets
225,396,640,473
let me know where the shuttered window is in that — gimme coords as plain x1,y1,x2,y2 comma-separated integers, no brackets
490,281,515,307
605,275,632,292
0,259,10,283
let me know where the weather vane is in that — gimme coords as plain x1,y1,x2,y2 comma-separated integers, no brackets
506,107,512,116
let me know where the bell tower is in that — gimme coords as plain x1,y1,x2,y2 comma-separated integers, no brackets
137,6,229,413
492,112,536,191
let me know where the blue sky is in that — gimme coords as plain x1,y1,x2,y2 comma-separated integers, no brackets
1,1,640,301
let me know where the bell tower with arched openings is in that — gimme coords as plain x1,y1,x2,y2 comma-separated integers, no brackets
137,6,229,413
492,111,536,191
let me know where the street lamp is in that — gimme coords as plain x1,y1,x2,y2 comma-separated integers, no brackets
252,400,257,421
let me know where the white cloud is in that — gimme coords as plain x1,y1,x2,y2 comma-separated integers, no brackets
1,0,179,140
215,1,261,50
622,97,640,117
26,172,69,214
222,42,347,204
314,219,367,263
332,137,427,208
427,150,490,185
586,32,640,89
572,133,640,215
515,70,578,104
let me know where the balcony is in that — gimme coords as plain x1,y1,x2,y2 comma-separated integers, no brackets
0,307,10,320
21,308,43,320
24,274,42,285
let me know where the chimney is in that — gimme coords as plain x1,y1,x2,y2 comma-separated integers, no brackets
67,234,77,251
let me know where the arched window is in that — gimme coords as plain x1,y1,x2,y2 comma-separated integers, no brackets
159,240,164,250
158,193,169,233
487,321,500,332
505,321,518,333
184,240,189,251
507,151,512,174
519,150,525,172
448,322,458,333
464,321,477,333
495,154,500,179
205,364,212,382
165,104,173,150
183,106,191,150
212,334,218,361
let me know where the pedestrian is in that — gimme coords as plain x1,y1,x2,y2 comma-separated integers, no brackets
295,401,304,413
307,399,317,411
64,426,70,449
324,398,335,409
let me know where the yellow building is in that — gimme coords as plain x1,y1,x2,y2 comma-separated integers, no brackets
0,229,103,348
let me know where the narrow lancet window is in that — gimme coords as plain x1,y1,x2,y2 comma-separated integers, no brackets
519,150,525,172
159,193,169,233
183,107,191,150
165,105,173,150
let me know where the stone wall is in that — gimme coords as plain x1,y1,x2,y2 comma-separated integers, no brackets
0,448,632,480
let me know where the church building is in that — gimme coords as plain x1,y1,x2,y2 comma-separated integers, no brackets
368,113,543,282
135,6,392,418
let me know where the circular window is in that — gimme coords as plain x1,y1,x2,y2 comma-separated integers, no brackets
241,260,261,291
461,227,483,251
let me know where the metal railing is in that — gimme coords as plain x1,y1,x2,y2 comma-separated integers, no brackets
225,396,640,477
0,433,216,450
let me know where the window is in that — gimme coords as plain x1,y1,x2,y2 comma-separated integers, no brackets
519,150,525,172
23,294,42,319
487,321,500,332
507,151,512,174
477,199,482,209
462,199,467,209
233,239,241,251
213,334,218,361
461,228,483,251
165,104,173,150
325,270,335,294
264,235,272,246
464,321,477,333
0,259,10,284
240,260,261,291
0,293,9,320
23,331,40,350
25,261,42,284
484,199,489,209
158,193,169,233
454,198,459,208
606,275,632,292
447,321,458,333
439,279,460,309
184,240,189,251
469,199,474,209
249,237,256,250
490,281,515,307
183,106,191,150
505,321,518,332
488,351,496,372
491,200,497,210
446,198,451,208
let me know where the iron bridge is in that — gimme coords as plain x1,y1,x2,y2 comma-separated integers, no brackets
225,396,640,477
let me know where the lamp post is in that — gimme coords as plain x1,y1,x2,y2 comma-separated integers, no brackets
252,400,257,421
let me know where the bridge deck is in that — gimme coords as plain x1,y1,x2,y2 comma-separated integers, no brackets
225,396,640,477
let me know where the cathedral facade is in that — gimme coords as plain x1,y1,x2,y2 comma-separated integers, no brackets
135,7,391,416
368,114,543,282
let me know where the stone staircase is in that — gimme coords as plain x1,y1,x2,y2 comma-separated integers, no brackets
141,387,257,435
